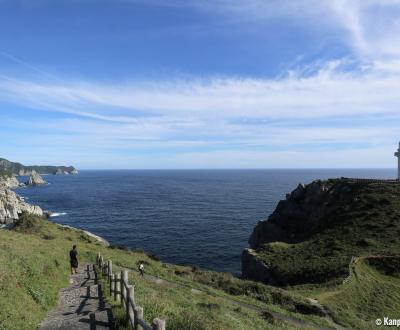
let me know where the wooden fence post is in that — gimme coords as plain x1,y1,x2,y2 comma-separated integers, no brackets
110,274,115,296
126,285,134,321
114,273,118,299
128,283,134,305
93,255,163,330
115,273,121,303
108,260,112,281
152,318,166,330
94,264,98,284
122,269,129,307
134,306,144,330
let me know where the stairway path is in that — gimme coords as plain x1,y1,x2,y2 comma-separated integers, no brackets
39,263,113,330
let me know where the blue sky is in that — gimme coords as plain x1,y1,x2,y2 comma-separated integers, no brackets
0,0,400,169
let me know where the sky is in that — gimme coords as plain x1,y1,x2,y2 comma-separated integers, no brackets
0,0,400,169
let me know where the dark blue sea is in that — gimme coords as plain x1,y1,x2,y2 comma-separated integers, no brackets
15,169,395,275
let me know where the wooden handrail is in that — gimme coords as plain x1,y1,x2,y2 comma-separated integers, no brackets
96,253,166,330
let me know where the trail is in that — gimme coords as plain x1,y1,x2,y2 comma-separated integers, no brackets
39,263,113,330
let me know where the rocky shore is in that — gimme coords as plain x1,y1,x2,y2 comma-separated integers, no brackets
0,157,79,225
0,172,108,246
58,224,110,246
0,176,43,224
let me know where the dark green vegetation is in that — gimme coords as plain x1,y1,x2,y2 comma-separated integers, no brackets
0,167,11,178
0,157,76,175
253,179,400,285
0,214,332,330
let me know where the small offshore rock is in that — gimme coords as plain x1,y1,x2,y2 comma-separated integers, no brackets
26,171,47,186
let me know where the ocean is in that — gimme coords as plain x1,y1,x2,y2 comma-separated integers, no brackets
16,169,395,275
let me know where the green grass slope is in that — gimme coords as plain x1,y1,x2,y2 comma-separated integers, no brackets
0,214,330,330
292,256,400,329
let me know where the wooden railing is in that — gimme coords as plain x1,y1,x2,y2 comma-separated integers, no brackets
339,177,400,184
96,253,166,330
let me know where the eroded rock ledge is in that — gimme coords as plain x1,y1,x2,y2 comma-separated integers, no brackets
0,177,43,225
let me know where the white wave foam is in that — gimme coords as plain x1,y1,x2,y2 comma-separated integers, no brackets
50,212,67,217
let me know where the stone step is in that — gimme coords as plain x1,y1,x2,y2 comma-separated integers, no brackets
39,264,112,330
44,306,110,321
46,303,106,318
40,309,113,330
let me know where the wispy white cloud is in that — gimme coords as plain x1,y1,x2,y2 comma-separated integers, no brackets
167,0,400,64
0,59,399,121
1,0,400,168
0,57,399,164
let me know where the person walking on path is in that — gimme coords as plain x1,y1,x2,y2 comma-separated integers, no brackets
139,262,144,277
69,245,79,275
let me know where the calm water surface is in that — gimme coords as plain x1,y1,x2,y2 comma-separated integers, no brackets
16,169,395,275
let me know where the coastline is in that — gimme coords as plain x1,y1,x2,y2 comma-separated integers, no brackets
56,223,110,246
0,217,110,247
0,174,109,246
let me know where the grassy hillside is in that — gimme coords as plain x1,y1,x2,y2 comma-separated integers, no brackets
0,214,331,330
253,179,400,285
291,256,400,329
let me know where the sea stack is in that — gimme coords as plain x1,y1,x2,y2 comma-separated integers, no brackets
26,171,47,186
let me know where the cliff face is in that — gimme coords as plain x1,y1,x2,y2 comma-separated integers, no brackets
1,176,20,189
248,180,334,249
0,178,43,224
242,179,400,286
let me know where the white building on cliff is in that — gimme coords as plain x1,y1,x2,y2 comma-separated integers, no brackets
395,142,400,180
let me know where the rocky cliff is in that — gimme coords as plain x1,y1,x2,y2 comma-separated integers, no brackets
248,180,332,249
0,177,43,224
1,176,20,189
242,178,400,286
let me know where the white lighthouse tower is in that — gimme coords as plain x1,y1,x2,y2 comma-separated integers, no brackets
395,142,400,180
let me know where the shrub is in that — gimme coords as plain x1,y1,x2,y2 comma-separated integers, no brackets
13,212,44,234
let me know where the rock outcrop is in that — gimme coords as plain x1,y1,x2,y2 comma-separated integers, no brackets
1,176,20,189
54,168,73,175
26,171,47,186
248,180,333,250
0,179,43,224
